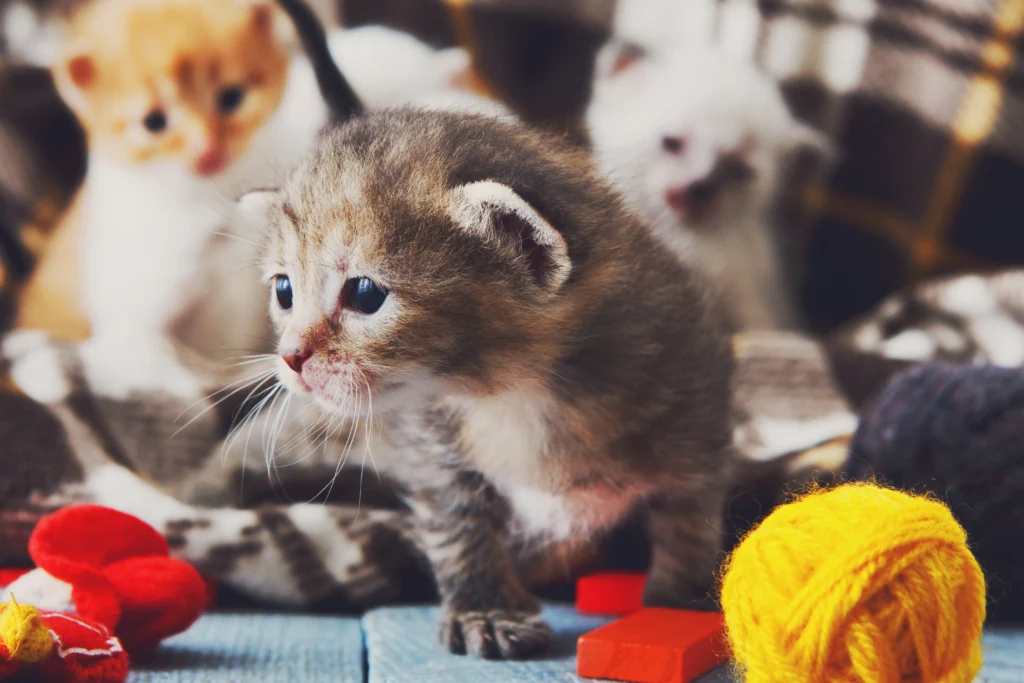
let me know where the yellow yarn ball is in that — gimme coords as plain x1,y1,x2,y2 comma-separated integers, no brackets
720,483,986,683
0,599,53,664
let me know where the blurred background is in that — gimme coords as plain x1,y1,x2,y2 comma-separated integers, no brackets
1,0,1022,335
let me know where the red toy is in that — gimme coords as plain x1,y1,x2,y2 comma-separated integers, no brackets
3,505,208,659
0,571,28,590
577,608,730,683
576,572,647,616
0,600,129,682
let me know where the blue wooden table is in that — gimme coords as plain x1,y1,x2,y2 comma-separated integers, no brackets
129,606,1024,682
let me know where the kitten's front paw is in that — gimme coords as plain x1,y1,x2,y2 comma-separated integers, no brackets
439,608,551,659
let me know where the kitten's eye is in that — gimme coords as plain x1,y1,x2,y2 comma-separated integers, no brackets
345,277,389,315
143,109,167,133
275,275,293,310
662,136,686,155
217,86,246,114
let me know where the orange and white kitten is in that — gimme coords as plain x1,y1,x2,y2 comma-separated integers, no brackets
44,0,299,395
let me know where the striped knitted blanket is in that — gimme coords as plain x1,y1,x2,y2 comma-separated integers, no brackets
5,267,1022,606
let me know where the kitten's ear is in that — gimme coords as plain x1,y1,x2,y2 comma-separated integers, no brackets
238,188,278,213
242,1,296,50
451,181,571,291
249,1,274,31
52,49,96,115
236,189,280,233
594,39,645,80
435,46,473,90
248,1,272,28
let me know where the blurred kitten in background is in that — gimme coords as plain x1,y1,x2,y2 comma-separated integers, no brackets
0,0,74,65
587,42,826,331
15,0,483,396
0,0,338,64
17,0,302,397
280,23,503,138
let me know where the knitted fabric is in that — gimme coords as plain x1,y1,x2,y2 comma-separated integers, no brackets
848,362,1024,622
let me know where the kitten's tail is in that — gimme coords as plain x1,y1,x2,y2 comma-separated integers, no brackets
274,0,364,122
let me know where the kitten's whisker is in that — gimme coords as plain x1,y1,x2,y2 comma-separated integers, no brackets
212,230,263,249
293,412,345,501
359,371,381,482
224,358,278,371
238,384,280,472
213,347,275,357
173,369,271,423
275,404,325,459
283,407,341,471
270,392,294,464
266,392,294,495
316,396,359,504
228,383,281,467
172,369,277,437
318,411,340,462
311,414,350,503
222,353,277,363
275,425,325,468
353,392,368,518
222,382,280,467
260,387,288,477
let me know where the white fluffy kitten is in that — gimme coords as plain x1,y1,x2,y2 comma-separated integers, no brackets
2,1,65,66
280,24,479,134
587,42,824,330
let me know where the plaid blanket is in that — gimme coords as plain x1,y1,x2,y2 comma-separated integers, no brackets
701,0,1024,331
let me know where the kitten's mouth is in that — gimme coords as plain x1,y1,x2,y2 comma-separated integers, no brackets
665,183,719,224
278,355,423,416
289,365,399,399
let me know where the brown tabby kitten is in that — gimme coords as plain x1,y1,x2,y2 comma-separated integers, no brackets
249,0,734,660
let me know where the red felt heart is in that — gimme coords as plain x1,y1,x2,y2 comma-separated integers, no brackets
103,556,206,658
29,506,169,572
26,505,206,657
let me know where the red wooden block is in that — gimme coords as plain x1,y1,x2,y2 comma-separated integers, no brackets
577,608,730,683
576,572,647,615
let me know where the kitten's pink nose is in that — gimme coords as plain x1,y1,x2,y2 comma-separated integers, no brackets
194,144,226,176
283,350,312,374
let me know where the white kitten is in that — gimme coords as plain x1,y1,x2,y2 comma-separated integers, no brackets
2,1,65,66
587,41,824,330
